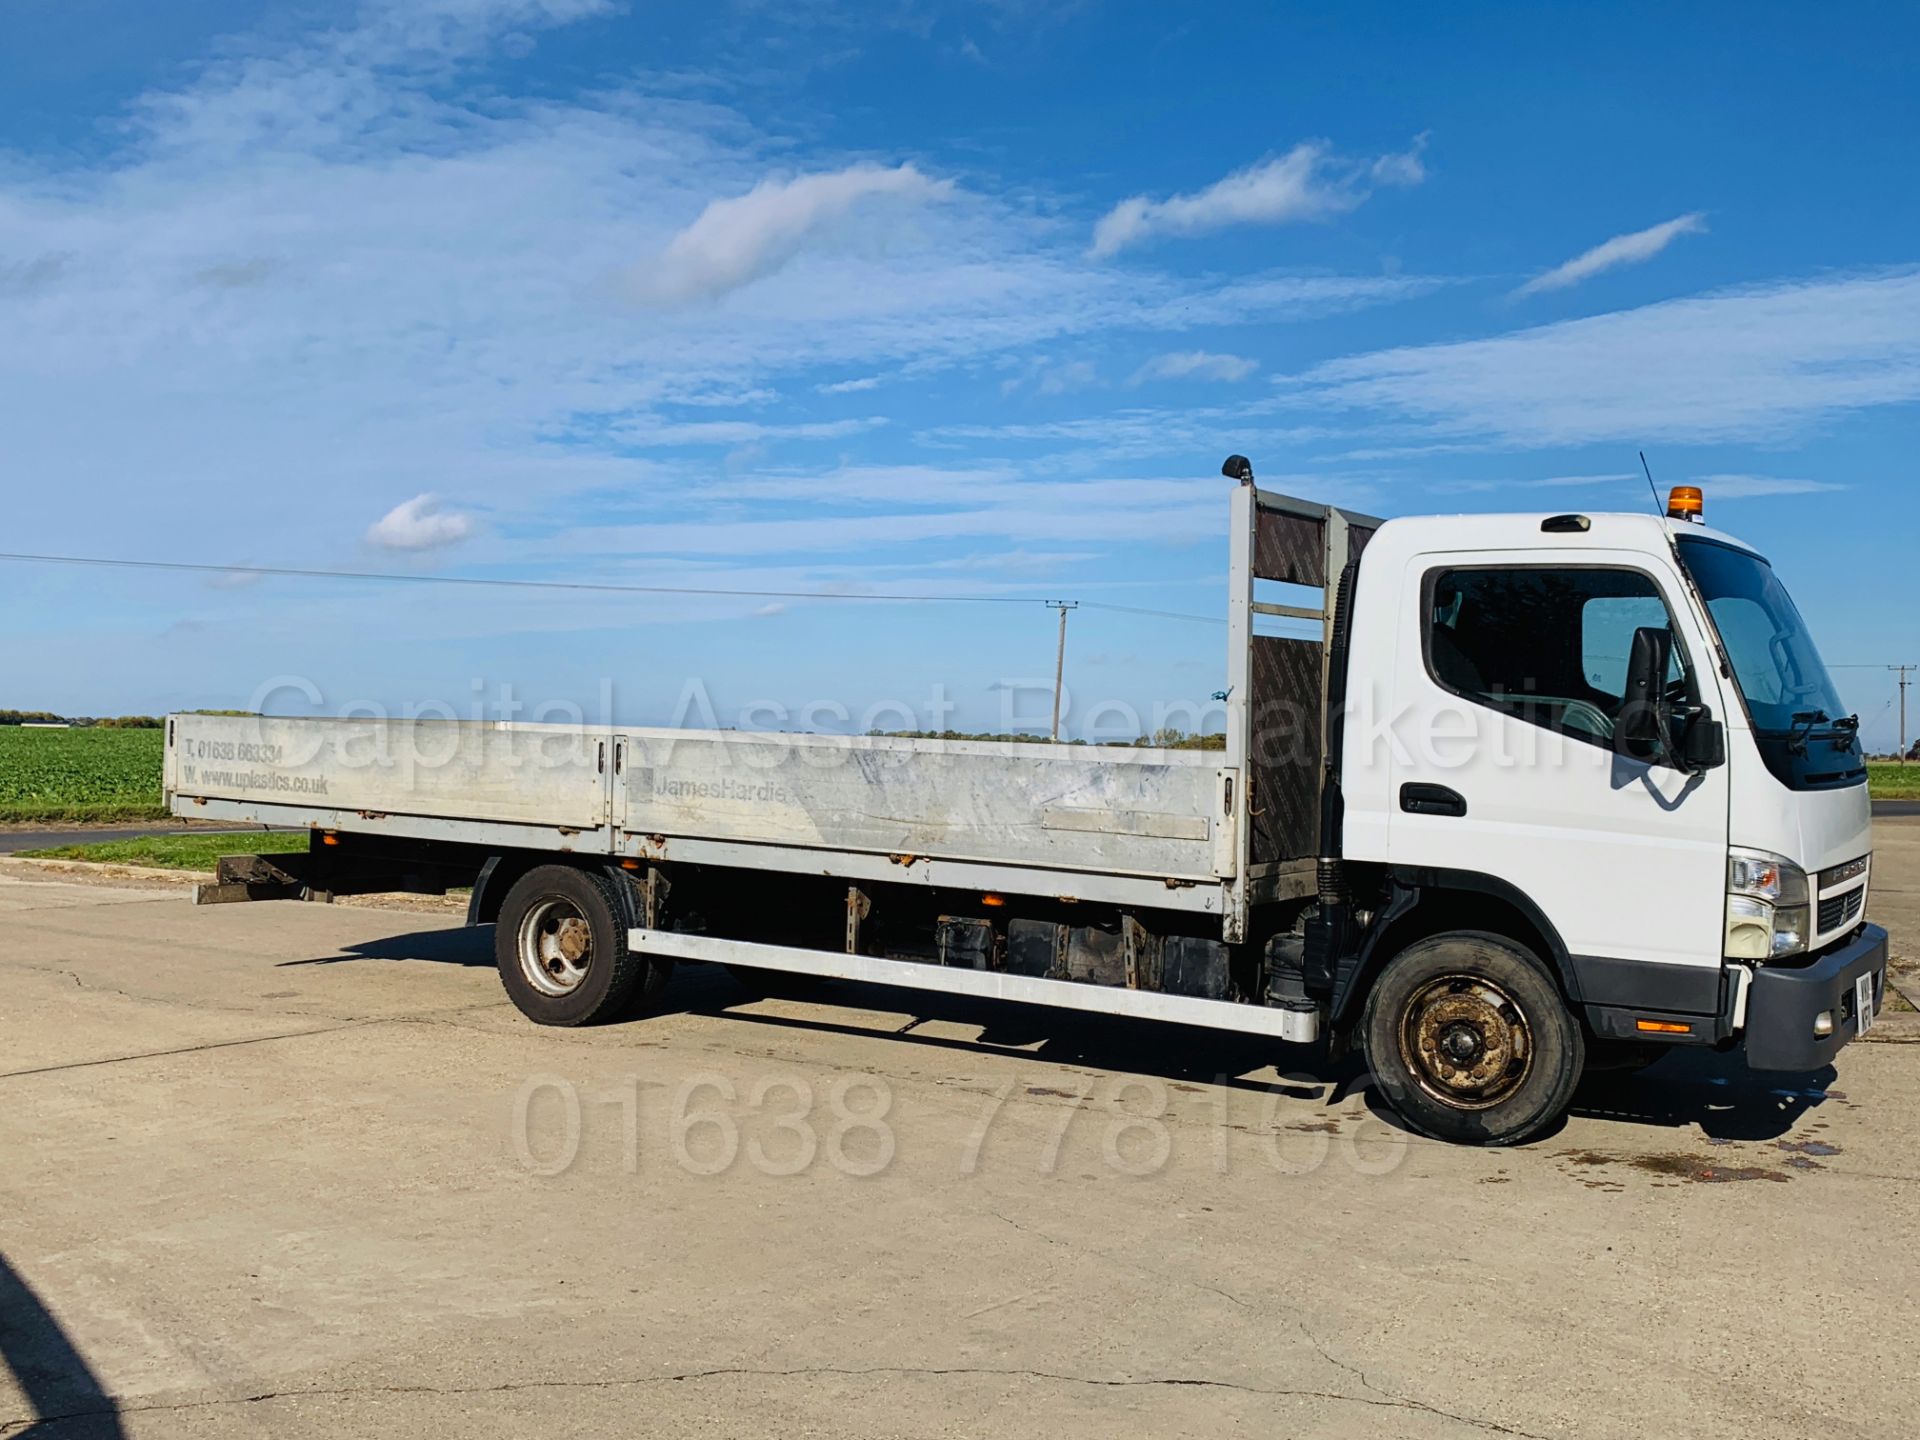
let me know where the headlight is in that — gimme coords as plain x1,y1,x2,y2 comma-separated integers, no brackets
1728,850,1809,906
1725,896,1774,960
1725,849,1810,960
1768,905,1810,957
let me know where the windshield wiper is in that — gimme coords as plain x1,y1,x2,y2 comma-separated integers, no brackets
1787,710,1829,756
1786,711,1859,755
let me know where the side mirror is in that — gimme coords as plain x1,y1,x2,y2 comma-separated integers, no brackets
1615,626,1673,763
1616,626,1723,772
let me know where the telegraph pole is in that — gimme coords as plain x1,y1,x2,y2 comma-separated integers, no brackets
1893,665,1915,763
1048,601,1078,742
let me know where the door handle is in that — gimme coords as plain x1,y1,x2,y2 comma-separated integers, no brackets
1400,783,1467,818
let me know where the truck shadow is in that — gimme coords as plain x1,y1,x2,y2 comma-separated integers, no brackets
280,926,496,969
689,969,1838,1142
678,964,1368,1097
1567,1049,1839,1142
1351,1050,1837,1147
0,1253,126,1438
277,929,1841,1142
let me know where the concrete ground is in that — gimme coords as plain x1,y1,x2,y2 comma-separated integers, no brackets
1,834,1916,1439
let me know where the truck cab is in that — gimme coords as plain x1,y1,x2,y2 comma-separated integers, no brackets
1298,483,1884,1142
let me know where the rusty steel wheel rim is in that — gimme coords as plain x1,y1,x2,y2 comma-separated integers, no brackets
518,897,594,997
1398,973,1535,1111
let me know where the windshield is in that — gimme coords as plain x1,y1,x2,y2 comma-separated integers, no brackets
1675,536,1846,732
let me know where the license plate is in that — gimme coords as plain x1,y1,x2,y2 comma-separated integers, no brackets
1856,973,1877,1035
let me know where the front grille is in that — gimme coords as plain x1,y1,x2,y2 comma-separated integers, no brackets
1818,888,1865,933
1820,855,1870,890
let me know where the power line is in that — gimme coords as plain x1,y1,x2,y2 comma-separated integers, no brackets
0,549,1231,625
1080,600,1224,625
0,550,1012,609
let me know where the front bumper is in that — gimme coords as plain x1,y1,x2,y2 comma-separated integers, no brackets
1743,924,1888,1072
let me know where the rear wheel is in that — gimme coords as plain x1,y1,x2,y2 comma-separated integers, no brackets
1362,932,1584,1146
495,865,660,1026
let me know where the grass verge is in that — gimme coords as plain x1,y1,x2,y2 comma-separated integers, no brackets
15,832,309,872
0,801,173,823
1868,762,1920,801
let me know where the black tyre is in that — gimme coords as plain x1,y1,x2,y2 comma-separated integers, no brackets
1362,932,1584,1146
495,865,657,1026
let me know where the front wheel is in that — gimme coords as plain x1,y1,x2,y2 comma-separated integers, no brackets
1362,932,1584,1146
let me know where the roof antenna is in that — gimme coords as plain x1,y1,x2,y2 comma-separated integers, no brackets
1638,450,1663,515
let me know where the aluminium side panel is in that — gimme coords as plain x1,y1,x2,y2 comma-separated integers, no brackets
615,729,1218,881
168,714,611,831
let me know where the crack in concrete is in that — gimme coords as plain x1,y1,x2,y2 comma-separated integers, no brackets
1293,1317,1390,1400
904,1069,1403,1151
0,1019,378,1080
5,957,365,1024
987,1210,1074,1252
0,1362,1551,1437
0,1003,528,1082
977,1210,1504,1434
0,897,186,917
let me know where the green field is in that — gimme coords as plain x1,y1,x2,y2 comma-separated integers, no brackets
0,726,166,821
15,831,308,871
4,723,1918,830
1868,761,1920,801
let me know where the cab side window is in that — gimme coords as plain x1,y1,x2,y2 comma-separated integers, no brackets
1427,568,1690,747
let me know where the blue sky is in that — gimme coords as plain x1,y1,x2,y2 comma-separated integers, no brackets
4,0,1917,744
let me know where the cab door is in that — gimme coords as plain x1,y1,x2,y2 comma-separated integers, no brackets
1386,549,1730,976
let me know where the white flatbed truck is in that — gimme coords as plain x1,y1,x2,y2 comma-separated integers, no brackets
167,459,1886,1144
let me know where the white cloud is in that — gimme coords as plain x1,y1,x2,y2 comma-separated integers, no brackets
1430,473,1639,495
1421,473,1843,503
527,467,1397,567
549,483,1236,557
1291,269,1920,446
817,375,882,393
366,494,476,551
0,254,69,294
1036,360,1098,396
1000,357,1099,397
1513,213,1707,298
612,416,888,447
668,385,780,408
1089,138,1427,258
1130,350,1259,385
629,164,954,305
0,0,1438,604
1370,132,1430,188
1686,473,1846,498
